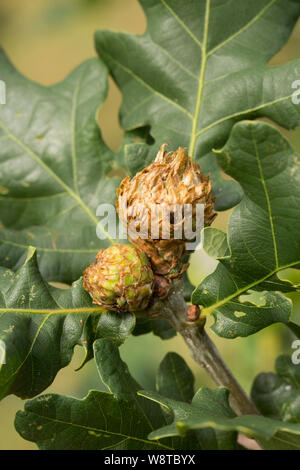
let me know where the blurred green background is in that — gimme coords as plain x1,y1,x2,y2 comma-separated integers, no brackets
0,0,300,450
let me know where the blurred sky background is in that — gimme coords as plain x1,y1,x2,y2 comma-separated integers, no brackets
0,0,300,450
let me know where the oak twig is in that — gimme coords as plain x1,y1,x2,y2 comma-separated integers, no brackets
148,281,258,416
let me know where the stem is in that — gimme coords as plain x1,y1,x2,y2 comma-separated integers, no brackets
148,281,258,416
178,326,258,415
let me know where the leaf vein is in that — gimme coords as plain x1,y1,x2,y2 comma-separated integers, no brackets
100,51,193,119
207,0,277,57
196,94,292,138
251,128,279,269
159,0,203,50
24,412,172,449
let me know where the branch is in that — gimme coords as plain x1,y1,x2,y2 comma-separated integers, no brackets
148,281,258,416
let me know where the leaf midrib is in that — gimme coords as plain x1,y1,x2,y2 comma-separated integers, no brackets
100,0,290,163
252,128,279,269
0,239,98,253
188,0,210,158
150,0,279,158
2,313,52,387
21,410,173,450
0,306,106,315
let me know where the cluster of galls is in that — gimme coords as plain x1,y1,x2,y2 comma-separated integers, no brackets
83,145,216,313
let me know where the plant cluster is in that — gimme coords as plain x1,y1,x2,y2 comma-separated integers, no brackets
0,0,300,450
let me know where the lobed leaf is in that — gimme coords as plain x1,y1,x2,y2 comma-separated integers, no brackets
0,49,121,284
251,355,300,423
15,348,241,450
251,354,300,449
140,385,300,449
0,248,134,400
15,339,173,450
192,121,300,338
0,49,182,341
157,352,195,403
95,0,300,210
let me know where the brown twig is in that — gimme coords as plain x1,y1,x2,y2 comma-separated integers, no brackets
147,281,259,416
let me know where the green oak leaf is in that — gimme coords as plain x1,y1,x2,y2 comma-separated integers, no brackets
0,247,135,400
251,355,300,423
140,387,238,450
251,355,300,449
156,353,241,449
155,352,230,449
202,227,229,259
14,346,240,450
95,0,300,210
0,48,186,342
0,48,121,283
192,121,300,338
140,386,300,450
256,431,300,450
157,352,195,403
133,317,176,340
14,339,173,450
121,127,155,176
